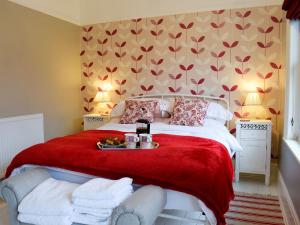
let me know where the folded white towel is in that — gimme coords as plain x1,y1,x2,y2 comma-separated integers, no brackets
73,206,112,217
18,178,79,216
18,213,72,225
74,185,132,202
73,187,133,209
72,213,111,225
72,177,133,201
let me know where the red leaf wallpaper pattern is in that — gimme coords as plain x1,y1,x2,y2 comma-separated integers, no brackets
80,6,285,157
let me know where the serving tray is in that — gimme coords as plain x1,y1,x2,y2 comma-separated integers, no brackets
96,142,159,150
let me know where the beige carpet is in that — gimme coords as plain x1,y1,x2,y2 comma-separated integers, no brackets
225,192,284,225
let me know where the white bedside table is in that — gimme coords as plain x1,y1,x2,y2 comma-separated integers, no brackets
83,114,109,130
235,119,272,185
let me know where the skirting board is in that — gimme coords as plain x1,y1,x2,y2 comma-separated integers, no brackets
278,172,300,225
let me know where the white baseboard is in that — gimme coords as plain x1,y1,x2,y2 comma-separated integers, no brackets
278,172,300,225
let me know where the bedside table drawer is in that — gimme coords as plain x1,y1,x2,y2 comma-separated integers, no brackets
240,129,266,140
240,139,266,148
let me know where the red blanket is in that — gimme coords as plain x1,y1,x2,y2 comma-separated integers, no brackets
6,130,234,225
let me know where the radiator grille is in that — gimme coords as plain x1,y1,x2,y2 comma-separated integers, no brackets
0,114,44,178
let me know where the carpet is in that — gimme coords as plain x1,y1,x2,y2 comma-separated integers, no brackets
225,192,285,225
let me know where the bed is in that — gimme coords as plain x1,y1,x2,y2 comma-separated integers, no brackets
4,94,242,225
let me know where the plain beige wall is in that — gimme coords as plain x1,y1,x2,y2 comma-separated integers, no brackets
0,0,82,140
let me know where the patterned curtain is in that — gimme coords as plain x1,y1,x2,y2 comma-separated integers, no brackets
282,0,300,20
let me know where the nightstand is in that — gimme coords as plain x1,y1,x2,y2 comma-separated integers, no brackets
235,119,272,185
83,114,109,130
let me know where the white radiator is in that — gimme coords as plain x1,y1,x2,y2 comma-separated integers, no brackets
0,114,44,178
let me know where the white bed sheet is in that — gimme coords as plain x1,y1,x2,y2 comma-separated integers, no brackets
100,118,242,157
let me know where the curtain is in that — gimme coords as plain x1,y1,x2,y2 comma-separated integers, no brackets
282,0,300,20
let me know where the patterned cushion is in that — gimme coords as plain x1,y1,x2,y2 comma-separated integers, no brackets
120,100,158,124
169,97,209,126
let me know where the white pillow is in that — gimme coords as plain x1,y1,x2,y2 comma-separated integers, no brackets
206,102,233,121
110,99,171,118
110,101,125,118
161,98,174,112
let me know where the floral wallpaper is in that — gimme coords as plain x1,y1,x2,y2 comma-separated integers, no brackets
80,5,285,157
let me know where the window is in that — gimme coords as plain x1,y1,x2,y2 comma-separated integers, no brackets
285,20,300,140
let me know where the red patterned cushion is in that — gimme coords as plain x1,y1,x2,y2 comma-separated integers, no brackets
120,100,158,124
169,97,209,126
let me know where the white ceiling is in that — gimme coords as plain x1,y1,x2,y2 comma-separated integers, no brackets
8,0,283,26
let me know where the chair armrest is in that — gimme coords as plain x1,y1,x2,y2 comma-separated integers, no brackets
111,185,166,225
0,168,51,225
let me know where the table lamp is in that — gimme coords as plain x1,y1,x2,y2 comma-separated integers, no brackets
245,92,261,106
245,92,261,119
95,91,110,115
